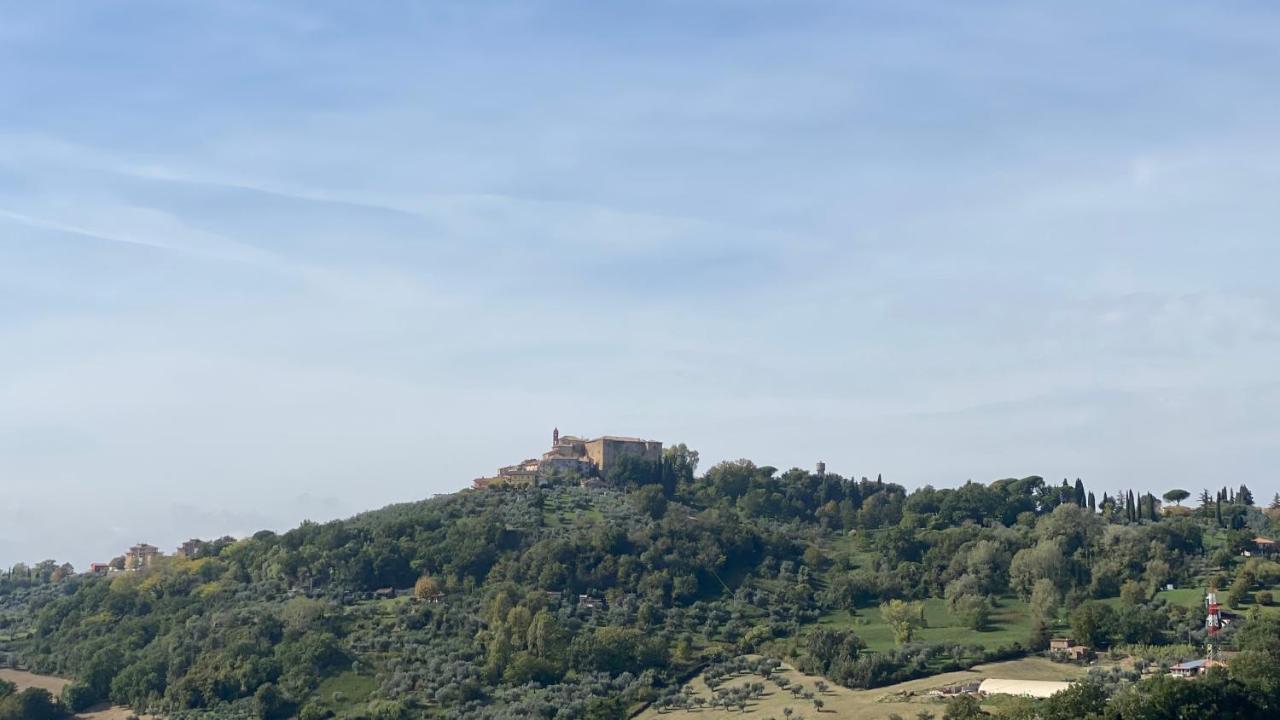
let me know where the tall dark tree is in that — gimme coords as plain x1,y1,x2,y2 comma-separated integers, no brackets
1074,479,1086,508
1087,491,1097,513
1238,485,1254,507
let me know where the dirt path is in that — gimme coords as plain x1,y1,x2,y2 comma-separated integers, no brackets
0,669,155,720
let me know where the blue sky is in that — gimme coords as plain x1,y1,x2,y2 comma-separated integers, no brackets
2,1,1279,566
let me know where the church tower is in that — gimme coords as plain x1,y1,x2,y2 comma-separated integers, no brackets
553,427,560,446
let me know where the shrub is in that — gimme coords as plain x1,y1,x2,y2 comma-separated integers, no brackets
61,682,98,712
298,705,333,720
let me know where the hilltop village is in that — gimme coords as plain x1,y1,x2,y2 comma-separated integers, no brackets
473,428,662,489
74,430,660,576
78,430,663,575
82,538,214,576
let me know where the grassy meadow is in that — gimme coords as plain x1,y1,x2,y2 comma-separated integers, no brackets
818,596,1035,652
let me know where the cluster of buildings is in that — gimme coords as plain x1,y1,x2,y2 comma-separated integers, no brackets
934,629,1220,702
1049,637,1090,661
474,428,662,489
946,627,1225,701
85,539,206,575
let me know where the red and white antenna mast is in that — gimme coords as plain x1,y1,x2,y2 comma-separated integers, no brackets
1205,590,1222,635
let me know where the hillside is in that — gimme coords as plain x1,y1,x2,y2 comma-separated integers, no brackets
4,454,1280,719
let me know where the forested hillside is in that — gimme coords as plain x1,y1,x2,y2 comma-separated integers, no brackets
4,447,1280,719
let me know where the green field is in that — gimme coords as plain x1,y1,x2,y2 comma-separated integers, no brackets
1226,585,1280,616
1154,588,1205,609
818,596,1035,652
1128,585,1279,615
314,672,378,717
821,529,882,568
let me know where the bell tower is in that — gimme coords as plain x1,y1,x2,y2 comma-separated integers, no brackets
553,427,560,446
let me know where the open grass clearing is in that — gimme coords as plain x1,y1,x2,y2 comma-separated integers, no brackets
818,596,1034,652
314,671,379,717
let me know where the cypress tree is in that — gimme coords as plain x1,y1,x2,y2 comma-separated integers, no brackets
1238,485,1254,506
1074,479,1086,508
1088,491,1097,513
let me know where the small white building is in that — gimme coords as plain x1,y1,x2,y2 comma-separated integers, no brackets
978,679,1072,699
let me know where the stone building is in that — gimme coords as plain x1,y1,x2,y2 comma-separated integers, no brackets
474,429,661,488
125,543,161,570
176,539,203,559
1049,637,1090,661
581,434,663,476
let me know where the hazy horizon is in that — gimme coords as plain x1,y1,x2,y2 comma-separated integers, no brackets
4,1,1280,569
